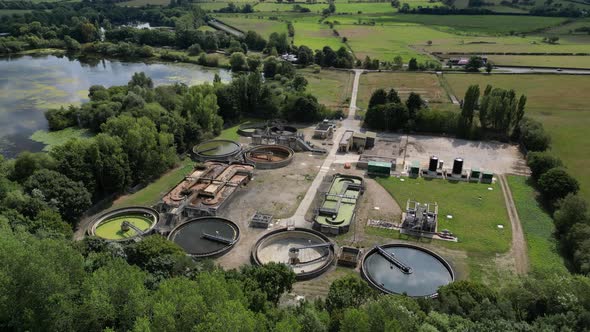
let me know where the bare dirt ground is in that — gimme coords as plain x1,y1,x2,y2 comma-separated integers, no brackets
216,152,325,270
370,133,529,176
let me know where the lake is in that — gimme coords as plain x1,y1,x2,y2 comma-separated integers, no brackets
0,54,231,158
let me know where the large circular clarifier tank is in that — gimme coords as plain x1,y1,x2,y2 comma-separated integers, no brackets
168,217,239,258
193,139,242,161
89,207,158,241
245,145,294,169
252,228,335,280
362,244,454,297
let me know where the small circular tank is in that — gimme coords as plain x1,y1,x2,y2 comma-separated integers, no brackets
361,244,454,297
89,207,159,241
193,140,242,161
168,216,239,258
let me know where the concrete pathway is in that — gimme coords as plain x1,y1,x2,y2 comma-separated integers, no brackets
497,174,529,275
284,69,364,227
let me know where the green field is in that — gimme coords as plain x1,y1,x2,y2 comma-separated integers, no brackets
213,16,288,37
357,72,449,109
377,177,511,254
487,55,590,69
507,175,567,274
293,21,344,50
255,2,328,13
337,23,436,62
376,176,512,282
335,3,396,14
301,68,353,111
445,74,590,202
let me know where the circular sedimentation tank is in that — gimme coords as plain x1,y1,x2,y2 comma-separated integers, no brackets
361,244,454,297
89,207,158,241
168,217,240,258
252,228,335,280
193,139,242,161
244,145,294,169
237,122,266,137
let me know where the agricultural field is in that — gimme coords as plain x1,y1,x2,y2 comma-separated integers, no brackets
254,2,328,13
445,74,590,202
507,175,567,274
300,68,353,111
356,72,449,110
293,21,344,50
334,2,396,14
214,15,288,37
118,0,170,6
376,176,512,282
332,14,567,34
337,23,439,62
487,55,590,69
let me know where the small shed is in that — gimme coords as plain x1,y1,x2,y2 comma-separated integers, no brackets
368,161,392,177
409,161,420,177
352,132,367,150
365,131,376,148
470,168,481,182
481,171,494,183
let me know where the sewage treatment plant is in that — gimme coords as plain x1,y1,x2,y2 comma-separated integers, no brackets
85,125,461,299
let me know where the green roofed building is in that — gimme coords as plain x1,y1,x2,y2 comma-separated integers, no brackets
368,161,392,177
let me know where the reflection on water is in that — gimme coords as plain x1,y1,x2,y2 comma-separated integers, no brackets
0,54,231,158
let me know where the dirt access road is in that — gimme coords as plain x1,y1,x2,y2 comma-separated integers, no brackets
498,174,529,275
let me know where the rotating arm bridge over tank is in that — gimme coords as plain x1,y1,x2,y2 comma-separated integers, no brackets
361,244,454,298
89,206,159,242
252,228,336,280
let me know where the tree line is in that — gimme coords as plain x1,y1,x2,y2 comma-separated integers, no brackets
1,216,589,331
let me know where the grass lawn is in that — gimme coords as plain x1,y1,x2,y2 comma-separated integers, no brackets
507,175,567,274
375,176,512,283
30,127,93,151
487,55,590,69
376,177,511,254
213,15,288,37
113,122,244,207
445,74,590,202
357,72,449,110
300,68,353,111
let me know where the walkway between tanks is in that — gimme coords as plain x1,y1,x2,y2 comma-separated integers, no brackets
283,69,364,228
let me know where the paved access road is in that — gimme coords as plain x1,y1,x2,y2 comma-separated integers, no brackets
284,69,364,227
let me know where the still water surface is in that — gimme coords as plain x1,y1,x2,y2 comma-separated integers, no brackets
0,54,230,157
